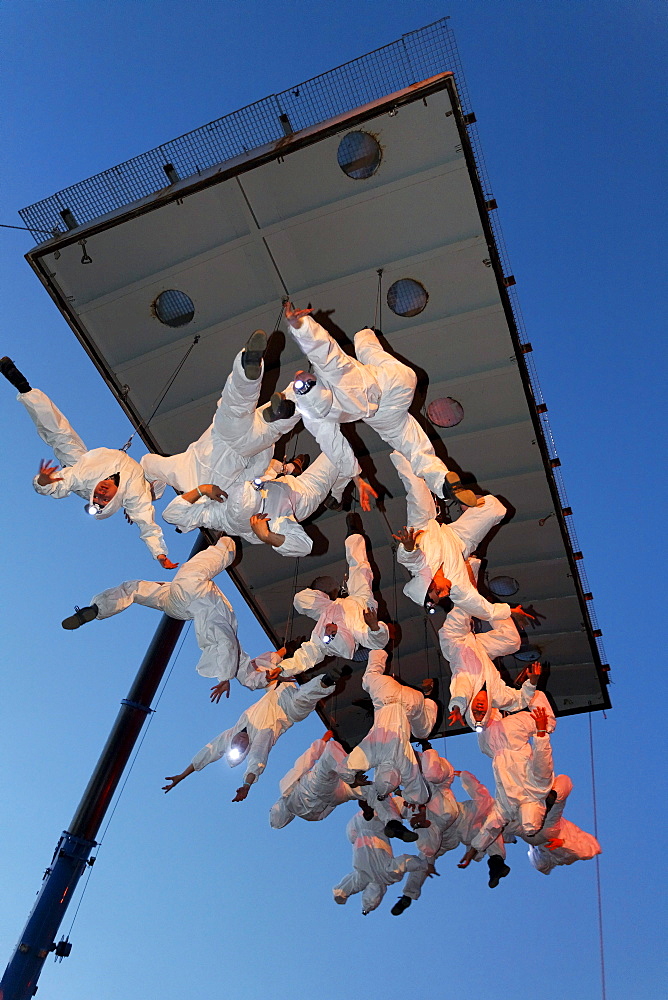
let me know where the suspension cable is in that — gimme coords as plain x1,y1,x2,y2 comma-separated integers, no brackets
588,714,607,1000
120,336,200,452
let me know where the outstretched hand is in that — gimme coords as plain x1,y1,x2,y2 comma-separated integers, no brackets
199,484,227,502
350,771,372,788
511,605,544,629
457,846,477,869
362,606,379,631
250,513,272,542
448,707,466,728
210,680,230,703
392,526,424,552
162,764,194,793
232,783,250,802
356,477,378,511
531,705,549,736
157,554,179,570
37,459,63,486
284,300,313,328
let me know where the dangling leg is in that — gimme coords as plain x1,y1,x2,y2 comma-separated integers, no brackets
17,388,89,468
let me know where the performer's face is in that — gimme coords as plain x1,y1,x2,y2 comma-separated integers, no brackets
471,690,489,721
427,567,452,603
93,478,119,507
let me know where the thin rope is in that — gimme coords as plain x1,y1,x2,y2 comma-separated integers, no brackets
588,714,607,1000
120,336,200,451
1,222,58,236
373,268,384,330
62,621,193,938
284,558,301,644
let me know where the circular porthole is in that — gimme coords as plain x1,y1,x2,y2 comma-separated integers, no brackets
337,131,382,179
387,278,428,318
427,396,464,428
153,289,195,327
488,575,520,598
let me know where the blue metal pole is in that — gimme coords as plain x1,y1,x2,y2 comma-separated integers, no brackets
1,534,206,1000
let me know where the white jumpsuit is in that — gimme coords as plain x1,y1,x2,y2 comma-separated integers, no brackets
332,811,427,914
285,315,454,497
339,650,438,804
470,694,557,852
402,769,507,901
161,452,340,559
293,533,390,659
269,737,402,829
437,567,536,727
392,451,510,618
140,350,299,495
191,673,336,787
92,537,252,687
19,388,167,561
507,773,602,874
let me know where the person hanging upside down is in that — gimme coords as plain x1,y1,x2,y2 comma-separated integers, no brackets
337,649,438,812
0,356,174,566
390,451,513,622
333,810,427,915
269,731,413,838
392,767,510,914
162,660,342,802
161,451,343,558
458,700,557,870
280,303,477,506
139,330,300,498
292,512,390,660
60,536,294,700
438,557,543,729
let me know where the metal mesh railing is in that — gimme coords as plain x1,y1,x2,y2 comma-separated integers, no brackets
19,17,460,239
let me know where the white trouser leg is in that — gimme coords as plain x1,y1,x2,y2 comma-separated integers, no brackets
356,331,450,493
92,580,167,620
214,353,299,458
389,450,437,529
449,495,507,557
284,453,340,520
345,533,375,608
19,389,88,468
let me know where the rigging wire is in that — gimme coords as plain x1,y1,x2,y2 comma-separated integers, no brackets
62,621,193,940
119,336,200,452
1,222,58,236
373,268,384,330
588,714,607,1000
284,557,301,645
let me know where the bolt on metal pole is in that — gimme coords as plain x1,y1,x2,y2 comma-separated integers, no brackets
1,533,207,1000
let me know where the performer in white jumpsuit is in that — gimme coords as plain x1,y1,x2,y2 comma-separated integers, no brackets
459,701,557,866
60,537,300,700
160,452,342,559
162,669,338,802
338,649,438,806
0,357,171,565
140,333,299,497
282,304,477,505
394,768,510,912
437,558,542,728
332,811,427,914
269,733,410,834
510,769,601,874
391,451,511,620
293,516,390,660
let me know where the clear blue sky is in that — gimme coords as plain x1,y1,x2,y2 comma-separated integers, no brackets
1,3,666,999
